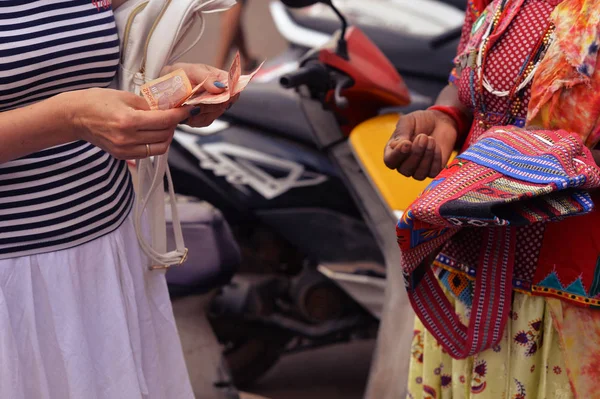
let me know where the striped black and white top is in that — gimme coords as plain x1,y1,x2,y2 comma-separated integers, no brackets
0,0,133,259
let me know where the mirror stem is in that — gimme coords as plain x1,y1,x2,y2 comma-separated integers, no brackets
326,1,349,59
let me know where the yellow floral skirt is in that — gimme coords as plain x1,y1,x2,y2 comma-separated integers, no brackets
407,293,575,399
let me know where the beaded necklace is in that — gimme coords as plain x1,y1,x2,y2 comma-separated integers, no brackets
470,0,555,130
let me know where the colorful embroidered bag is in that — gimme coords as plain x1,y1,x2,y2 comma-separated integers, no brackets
397,127,600,358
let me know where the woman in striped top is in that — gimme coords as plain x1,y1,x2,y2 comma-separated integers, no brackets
0,1,235,397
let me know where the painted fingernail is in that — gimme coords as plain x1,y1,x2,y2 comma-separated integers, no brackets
214,81,227,89
190,107,201,116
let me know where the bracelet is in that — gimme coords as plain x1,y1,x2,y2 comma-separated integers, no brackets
428,105,470,138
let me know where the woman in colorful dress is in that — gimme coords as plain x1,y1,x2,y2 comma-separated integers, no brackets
0,0,234,397
384,0,600,397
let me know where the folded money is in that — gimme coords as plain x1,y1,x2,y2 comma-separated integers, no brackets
141,51,264,110
140,69,192,110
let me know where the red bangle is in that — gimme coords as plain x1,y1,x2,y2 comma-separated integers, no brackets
428,105,470,138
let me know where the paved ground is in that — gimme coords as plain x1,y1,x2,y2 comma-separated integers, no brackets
173,294,375,399
173,3,375,398
250,340,375,399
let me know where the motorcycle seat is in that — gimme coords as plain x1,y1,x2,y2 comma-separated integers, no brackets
224,81,318,147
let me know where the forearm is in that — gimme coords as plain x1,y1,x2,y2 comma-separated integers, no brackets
430,84,473,147
0,93,77,164
434,84,472,119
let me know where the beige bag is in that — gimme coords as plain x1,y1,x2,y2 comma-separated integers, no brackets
114,0,235,268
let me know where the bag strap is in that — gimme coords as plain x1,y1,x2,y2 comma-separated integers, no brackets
168,11,204,64
129,1,199,269
167,0,237,64
134,154,187,268
130,0,234,268
407,227,515,358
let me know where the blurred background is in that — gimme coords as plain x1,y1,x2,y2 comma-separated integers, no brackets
173,295,375,399
168,0,466,398
178,0,285,66
174,2,373,398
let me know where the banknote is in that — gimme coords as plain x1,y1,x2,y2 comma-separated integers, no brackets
232,61,265,96
140,69,192,110
183,52,242,106
184,59,263,106
185,78,209,102
141,52,263,109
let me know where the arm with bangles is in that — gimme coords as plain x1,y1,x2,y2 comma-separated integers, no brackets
384,2,476,181
383,84,472,181
384,0,482,180
384,1,600,175
385,86,600,175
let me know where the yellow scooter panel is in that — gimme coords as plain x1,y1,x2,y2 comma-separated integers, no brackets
349,114,456,213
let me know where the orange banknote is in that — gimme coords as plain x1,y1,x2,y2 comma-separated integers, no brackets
141,52,264,110
140,69,192,110
232,61,265,96
183,52,242,106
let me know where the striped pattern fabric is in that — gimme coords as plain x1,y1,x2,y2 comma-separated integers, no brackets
396,127,600,359
0,0,133,259
459,134,589,189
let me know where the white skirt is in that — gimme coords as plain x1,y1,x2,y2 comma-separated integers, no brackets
0,214,195,399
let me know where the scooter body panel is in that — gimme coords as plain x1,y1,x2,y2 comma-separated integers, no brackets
170,123,384,265
171,126,348,212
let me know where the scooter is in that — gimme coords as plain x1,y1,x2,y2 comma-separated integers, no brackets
264,0,466,100
168,0,435,391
